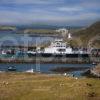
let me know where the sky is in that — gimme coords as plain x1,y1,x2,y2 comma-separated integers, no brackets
0,0,100,26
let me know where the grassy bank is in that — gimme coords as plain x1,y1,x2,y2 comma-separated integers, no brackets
0,73,100,100
0,26,16,31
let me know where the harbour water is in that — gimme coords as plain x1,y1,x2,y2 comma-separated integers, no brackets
0,63,94,77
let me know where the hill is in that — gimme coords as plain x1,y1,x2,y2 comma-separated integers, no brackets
0,25,16,31
74,21,100,47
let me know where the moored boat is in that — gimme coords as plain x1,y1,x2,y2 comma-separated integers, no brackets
27,38,90,58
8,66,16,71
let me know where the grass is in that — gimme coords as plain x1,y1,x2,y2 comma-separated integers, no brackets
0,73,100,100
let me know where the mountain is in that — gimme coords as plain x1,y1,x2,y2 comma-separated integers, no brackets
74,21,100,47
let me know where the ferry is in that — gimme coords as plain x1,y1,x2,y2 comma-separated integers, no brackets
27,38,89,58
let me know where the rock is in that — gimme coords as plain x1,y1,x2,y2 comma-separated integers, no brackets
87,92,96,97
82,63,100,78
86,83,92,87
91,63,100,77
82,69,91,76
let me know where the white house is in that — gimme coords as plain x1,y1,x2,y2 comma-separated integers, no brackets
56,28,72,39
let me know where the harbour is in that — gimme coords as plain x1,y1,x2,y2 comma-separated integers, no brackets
0,29,99,77
0,1,100,99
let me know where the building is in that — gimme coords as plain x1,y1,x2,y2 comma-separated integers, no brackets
56,28,72,39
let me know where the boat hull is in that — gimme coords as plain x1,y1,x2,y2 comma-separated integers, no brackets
27,53,89,58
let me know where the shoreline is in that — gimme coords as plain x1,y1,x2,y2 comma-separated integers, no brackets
0,61,92,64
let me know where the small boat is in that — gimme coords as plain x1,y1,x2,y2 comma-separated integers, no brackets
0,71,3,73
8,66,16,71
92,62,97,66
25,69,34,73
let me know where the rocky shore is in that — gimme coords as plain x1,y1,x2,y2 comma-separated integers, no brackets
83,63,100,78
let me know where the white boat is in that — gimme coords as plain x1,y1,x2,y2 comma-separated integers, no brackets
25,69,34,73
27,38,90,57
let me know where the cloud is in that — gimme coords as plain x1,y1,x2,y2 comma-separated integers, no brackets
0,8,99,25
81,0,100,8
0,0,63,5
0,0,100,25
58,7,83,12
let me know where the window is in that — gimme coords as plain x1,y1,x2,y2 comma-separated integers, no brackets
57,49,66,52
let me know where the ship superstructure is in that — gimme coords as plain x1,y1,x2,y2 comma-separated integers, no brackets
44,39,72,54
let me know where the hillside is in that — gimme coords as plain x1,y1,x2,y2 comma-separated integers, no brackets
0,26,16,31
75,21,100,47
